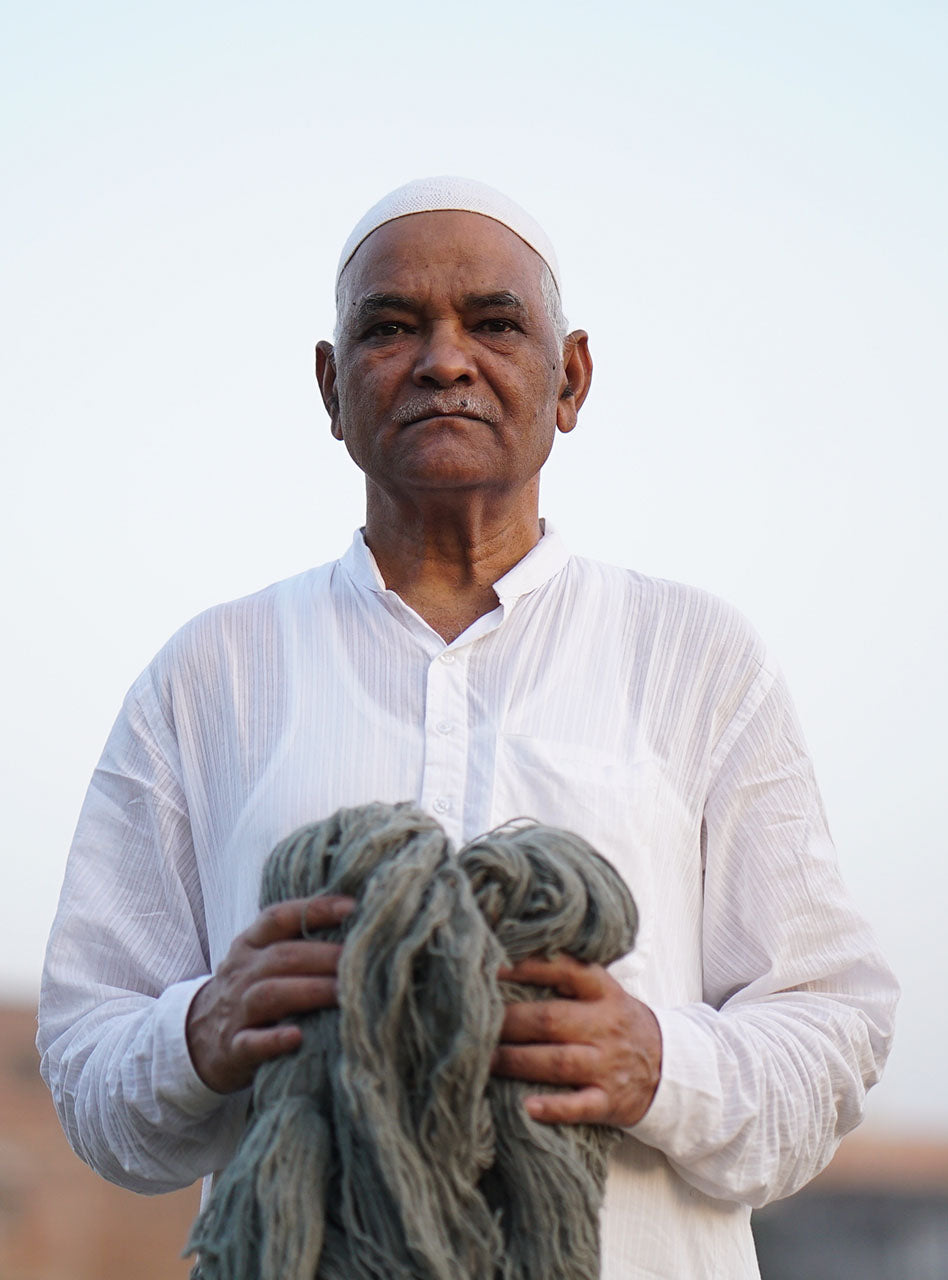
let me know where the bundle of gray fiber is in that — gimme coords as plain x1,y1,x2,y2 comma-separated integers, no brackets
187,801,638,1280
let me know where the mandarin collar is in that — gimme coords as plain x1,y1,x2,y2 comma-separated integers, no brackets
339,522,570,603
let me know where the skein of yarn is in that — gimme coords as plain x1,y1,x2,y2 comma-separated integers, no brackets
187,802,638,1280
459,824,639,1278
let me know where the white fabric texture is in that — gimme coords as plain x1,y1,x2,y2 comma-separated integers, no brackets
38,526,897,1280
336,175,562,291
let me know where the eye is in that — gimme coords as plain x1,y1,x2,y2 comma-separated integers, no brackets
363,320,413,339
476,318,518,334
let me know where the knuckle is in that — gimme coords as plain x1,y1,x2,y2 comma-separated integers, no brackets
549,1046,573,1079
535,1004,559,1039
304,894,335,920
259,901,285,929
243,979,278,1023
299,976,324,1005
217,946,244,978
229,1027,251,1058
500,1005,524,1036
267,940,302,973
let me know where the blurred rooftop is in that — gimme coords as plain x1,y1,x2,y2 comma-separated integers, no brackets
3,1000,945,1278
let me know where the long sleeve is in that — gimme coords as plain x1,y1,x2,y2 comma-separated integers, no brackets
629,669,898,1206
37,675,248,1193
36,541,898,1275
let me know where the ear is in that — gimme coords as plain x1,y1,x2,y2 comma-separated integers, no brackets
555,330,593,435
315,340,343,440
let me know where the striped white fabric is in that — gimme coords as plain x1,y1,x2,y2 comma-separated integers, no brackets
38,526,897,1279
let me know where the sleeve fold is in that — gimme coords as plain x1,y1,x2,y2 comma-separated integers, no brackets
38,675,248,1192
629,666,898,1207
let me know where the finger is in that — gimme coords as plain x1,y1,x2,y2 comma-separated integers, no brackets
492,1042,600,1085
245,896,355,947
230,1022,305,1071
500,997,596,1044
242,974,340,1025
501,956,608,1000
254,938,344,978
523,1085,611,1126
302,893,356,932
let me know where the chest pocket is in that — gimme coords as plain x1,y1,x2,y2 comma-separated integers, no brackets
489,734,658,988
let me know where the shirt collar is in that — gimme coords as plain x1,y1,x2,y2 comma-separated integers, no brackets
339,521,570,603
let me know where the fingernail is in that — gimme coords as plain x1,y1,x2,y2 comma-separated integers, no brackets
332,898,356,920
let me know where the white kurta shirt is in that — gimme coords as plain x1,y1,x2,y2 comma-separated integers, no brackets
39,527,897,1279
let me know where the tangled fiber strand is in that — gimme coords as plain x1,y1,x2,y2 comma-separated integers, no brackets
460,824,638,1280
188,804,504,1280
187,802,637,1280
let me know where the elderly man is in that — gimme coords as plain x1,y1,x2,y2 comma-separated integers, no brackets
39,177,897,1278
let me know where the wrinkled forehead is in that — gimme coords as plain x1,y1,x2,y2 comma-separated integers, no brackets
336,210,551,307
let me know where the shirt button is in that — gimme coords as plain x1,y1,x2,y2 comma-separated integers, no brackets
436,720,453,735
432,797,451,814
439,652,456,665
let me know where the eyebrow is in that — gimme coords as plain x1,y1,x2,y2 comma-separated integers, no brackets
348,290,529,331
461,291,527,313
349,294,417,330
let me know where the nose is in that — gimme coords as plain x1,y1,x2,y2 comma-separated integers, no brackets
412,320,476,387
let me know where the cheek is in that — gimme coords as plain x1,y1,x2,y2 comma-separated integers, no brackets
515,361,562,425
335,369,378,435
337,354,401,418
337,382,363,424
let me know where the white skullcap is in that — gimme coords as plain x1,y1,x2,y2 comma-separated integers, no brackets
336,176,562,294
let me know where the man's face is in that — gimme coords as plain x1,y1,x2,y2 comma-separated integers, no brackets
319,211,580,503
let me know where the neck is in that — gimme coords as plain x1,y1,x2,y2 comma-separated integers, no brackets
363,485,542,643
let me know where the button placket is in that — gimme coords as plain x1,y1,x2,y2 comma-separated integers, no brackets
419,648,470,844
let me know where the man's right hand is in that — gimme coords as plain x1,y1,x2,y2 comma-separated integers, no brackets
185,894,355,1094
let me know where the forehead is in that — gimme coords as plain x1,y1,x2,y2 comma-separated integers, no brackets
339,210,548,304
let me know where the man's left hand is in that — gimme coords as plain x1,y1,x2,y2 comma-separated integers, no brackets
493,954,662,1128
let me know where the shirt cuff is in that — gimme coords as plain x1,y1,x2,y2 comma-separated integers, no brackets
150,975,232,1118
625,1004,718,1153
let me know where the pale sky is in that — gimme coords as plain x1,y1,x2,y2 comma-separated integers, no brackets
2,1,945,1135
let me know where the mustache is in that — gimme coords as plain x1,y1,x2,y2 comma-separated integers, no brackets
391,395,498,427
